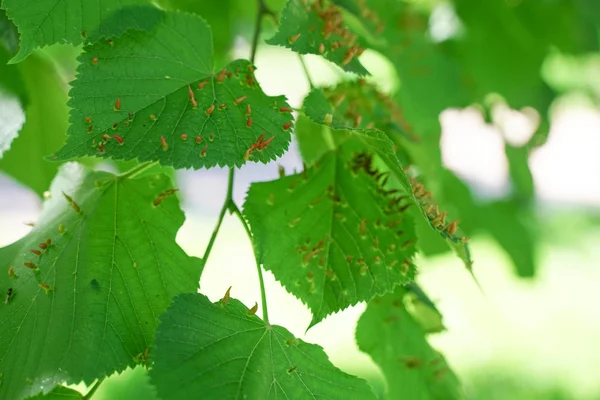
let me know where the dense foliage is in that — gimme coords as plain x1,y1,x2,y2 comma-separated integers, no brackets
0,0,597,398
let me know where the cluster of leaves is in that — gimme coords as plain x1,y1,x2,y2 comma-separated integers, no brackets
0,0,597,399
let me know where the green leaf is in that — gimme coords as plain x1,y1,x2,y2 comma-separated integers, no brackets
0,49,25,158
356,286,462,399
267,0,369,75
0,91,24,159
304,83,416,139
479,200,537,278
245,128,418,326
404,282,445,334
303,84,415,164
0,44,27,104
53,11,293,169
150,293,377,400
155,0,237,65
293,114,334,165
0,50,68,195
87,5,163,42
94,366,159,400
300,102,473,272
0,0,146,63
333,1,470,136
0,6,19,55
28,386,83,399
0,163,202,400
505,144,534,202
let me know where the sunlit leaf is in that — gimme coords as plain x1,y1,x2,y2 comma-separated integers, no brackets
29,386,83,399
0,50,68,195
0,163,201,400
479,200,537,278
94,366,159,400
54,11,293,169
150,293,377,399
405,282,445,334
245,127,418,326
268,0,369,75
356,286,462,399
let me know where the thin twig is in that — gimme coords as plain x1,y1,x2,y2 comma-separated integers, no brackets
298,55,315,88
230,203,269,323
250,0,275,64
201,168,235,268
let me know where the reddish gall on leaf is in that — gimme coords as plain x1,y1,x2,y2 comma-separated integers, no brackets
289,33,301,44
160,136,168,151
200,145,208,157
188,85,197,108
217,69,227,83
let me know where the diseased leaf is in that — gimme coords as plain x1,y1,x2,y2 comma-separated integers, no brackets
53,11,293,169
304,83,416,140
0,163,201,400
356,287,462,399
0,0,146,63
0,50,68,195
303,84,415,164
301,99,473,271
150,293,377,400
268,0,369,75
245,128,418,327
333,0,469,137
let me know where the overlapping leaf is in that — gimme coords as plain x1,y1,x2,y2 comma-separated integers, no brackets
53,11,293,169
268,0,369,75
333,0,469,135
0,0,146,63
303,83,417,164
87,5,163,42
0,163,201,400
245,126,418,326
302,91,474,271
150,293,377,400
0,49,68,195
356,287,462,399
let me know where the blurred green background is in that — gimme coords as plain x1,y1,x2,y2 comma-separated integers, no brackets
1,0,600,399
